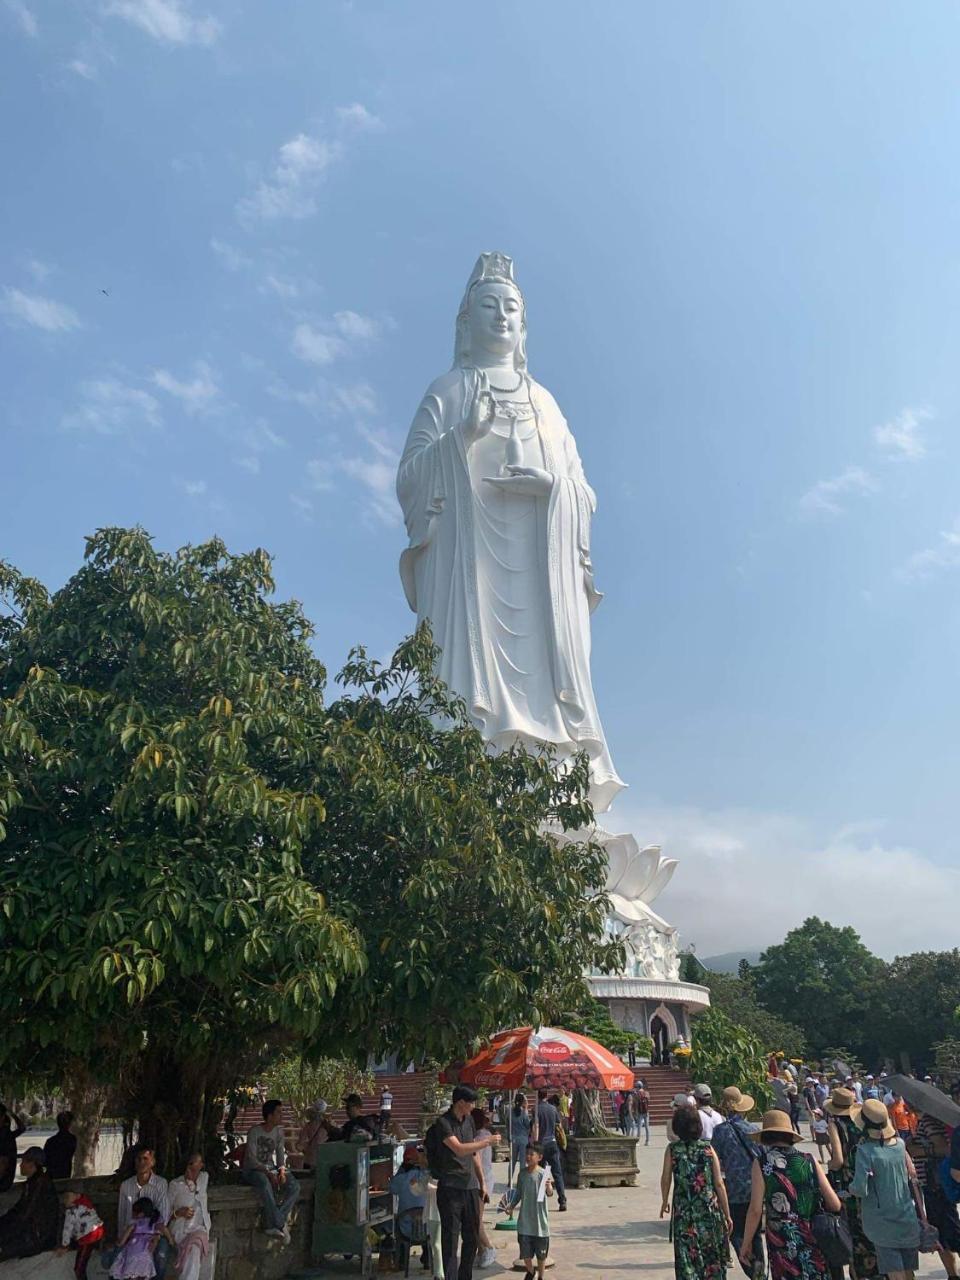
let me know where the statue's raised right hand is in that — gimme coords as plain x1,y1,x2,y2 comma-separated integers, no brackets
462,370,495,444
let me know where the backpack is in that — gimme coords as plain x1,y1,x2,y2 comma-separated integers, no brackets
939,1156,960,1205
425,1118,447,1179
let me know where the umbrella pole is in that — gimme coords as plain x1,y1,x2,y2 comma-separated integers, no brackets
496,1089,518,1232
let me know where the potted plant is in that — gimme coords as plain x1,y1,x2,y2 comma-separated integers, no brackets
669,1039,692,1068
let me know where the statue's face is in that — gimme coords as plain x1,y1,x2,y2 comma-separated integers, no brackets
466,281,523,359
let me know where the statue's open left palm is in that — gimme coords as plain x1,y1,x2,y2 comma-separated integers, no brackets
484,465,553,496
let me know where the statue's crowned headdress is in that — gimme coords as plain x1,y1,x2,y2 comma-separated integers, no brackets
470,251,516,287
454,250,527,371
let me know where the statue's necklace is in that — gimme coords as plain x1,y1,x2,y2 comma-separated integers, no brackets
488,371,523,394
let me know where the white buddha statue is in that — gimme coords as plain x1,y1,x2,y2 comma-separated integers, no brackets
396,252,624,812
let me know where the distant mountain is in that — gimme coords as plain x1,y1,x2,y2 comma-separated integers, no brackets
700,950,764,973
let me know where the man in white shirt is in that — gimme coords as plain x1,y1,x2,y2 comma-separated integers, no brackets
380,1087,394,1132
113,1146,172,1274
241,1098,300,1242
693,1084,724,1140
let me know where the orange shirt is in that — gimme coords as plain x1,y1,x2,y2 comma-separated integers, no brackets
890,1100,917,1134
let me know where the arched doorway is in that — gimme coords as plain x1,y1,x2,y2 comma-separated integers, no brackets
649,1004,680,1064
650,1016,669,1065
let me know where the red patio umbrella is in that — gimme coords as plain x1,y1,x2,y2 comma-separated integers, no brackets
458,1025,634,1093
458,1026,634,1202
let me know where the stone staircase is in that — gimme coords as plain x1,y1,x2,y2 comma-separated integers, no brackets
228,1072,436,1167
600,1065,693,1126
327,1071,435,1134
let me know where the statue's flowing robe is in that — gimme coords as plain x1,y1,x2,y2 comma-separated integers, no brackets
396,367,624,813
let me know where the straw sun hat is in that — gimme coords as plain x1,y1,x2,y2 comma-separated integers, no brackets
758,1110,803,1144
856,1099,896,1141
824,1087,859,1117
722,1086,756,1113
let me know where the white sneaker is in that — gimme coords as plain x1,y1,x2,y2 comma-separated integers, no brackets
476,1248,496,1269
265,1227,285,1239
282,1226,291,1245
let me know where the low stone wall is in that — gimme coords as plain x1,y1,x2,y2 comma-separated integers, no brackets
67,1175,317,1280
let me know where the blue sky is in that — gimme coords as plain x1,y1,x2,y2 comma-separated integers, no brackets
3,0,960,958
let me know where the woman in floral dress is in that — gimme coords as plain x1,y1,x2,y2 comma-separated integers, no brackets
740,1109,840,1280
660,1104,733,1280
826,1086,880,1280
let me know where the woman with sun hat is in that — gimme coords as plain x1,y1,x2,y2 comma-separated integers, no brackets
740,1109,841,1280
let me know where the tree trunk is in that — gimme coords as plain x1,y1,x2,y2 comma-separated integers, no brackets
62,1057,110,1176
133,1050,230,1177
572,1087,617,1138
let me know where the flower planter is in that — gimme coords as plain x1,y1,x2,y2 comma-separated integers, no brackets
564,1134,639,1188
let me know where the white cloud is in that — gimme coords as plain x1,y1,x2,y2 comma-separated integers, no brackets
331,382,378,416
181,479,207,497
614,801,960,959
873,406,933,462
306,460,334,491
290,493,315,522
236,132,340,225
151,361,219,414
23,257,53,283
235,105,379,226
292,324,346,367
4,0,38,36
63,378,162,435
104,0,219,46
339,453,399,525
68,58,98,79
798,466,879,517
1,287,80,333
267,378,323,413
232,419,285,473
334,309,379,341
305,424,399,524
897,516,960,582
210,238,252,272
291,312,380,368
260,273,300,300
335,102,383,132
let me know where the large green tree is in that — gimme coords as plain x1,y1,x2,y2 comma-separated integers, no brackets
0,529,621,1172
749,918,887,1061
696,966,806,1059
875,950,960,1068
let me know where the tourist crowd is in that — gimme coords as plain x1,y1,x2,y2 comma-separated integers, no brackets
1,1064,958,1280
659,1065,960,1280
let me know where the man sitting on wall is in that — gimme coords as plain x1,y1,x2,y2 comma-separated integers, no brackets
241,1099,300,1244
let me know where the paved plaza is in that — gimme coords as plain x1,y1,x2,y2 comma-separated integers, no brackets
477,1132,942,1280
16,1125,942,1279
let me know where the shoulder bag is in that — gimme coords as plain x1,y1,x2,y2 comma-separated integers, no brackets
909,1172,941,1252
807,1154,853,1267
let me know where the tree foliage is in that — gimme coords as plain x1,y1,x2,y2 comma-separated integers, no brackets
687,1007,771,1113
932,1038,960,1086
562,998,641,1057
0,529,622,1171
875,951,960,1068
750,918,886,1060
262,1056,373,1115
697,967,806,1059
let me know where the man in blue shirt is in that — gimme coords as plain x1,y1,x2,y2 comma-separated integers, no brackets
534,1092,567,1212
710,1087,764,1279
390,1146,429,1271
